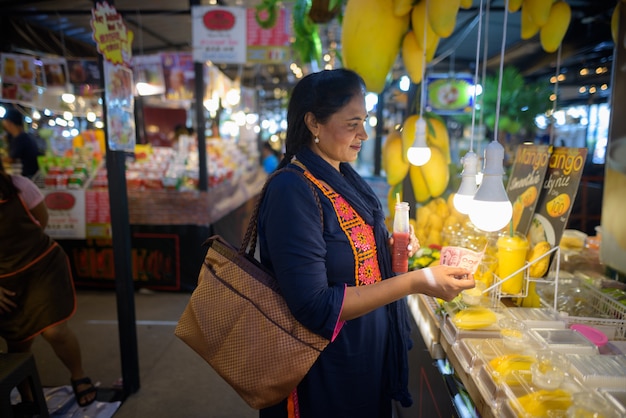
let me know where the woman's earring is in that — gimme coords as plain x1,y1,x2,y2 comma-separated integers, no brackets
314,137,320,144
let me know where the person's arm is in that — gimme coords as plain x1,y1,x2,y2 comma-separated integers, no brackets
11,175,46,227
29,201,49,229
340,265,474,321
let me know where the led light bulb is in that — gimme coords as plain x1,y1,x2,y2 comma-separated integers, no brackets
453,151,478,214
469,141,512,232
407,118,431,166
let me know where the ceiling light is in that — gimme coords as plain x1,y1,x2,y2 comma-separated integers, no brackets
407,118,431,166
453,0,484,214
468,0,512,232
407,0,431,167
469,141,512,231
453,151,478,214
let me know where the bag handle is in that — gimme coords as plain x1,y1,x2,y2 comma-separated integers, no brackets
240,167,323,258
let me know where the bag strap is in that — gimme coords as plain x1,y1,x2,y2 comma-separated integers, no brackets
240,167,324,257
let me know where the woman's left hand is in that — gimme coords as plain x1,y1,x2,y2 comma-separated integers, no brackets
389,224,420,257
407,224,420,257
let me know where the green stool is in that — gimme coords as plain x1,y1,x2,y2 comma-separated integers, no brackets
0,353,49,418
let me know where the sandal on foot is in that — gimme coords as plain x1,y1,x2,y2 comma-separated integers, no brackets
71,376,97,407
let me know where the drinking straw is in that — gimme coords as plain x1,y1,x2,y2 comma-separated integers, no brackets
396,193,401,205
509,219,514,237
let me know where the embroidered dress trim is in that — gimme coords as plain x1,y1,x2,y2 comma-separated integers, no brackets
302,171,382,287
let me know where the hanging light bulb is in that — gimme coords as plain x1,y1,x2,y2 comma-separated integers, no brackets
407,118,431,166
407,0,431,166
453,151,478,214
468,0,513,232
469,141,512,231
454,0,485,214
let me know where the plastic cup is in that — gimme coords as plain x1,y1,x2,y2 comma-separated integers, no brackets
497,232,529,295
474,254,497,287
531,349,569,390
499,317,530,350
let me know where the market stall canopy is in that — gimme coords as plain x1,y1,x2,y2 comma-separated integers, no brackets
0,0,617,104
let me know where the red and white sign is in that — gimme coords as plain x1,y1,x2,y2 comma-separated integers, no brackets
43,189,86,239
192,6,247,64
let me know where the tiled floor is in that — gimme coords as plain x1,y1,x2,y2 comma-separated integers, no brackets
21,289,257,418
6,287,459,417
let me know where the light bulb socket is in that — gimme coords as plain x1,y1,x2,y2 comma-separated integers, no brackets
412,117,428,148
461,151,478,176
482,141,505,175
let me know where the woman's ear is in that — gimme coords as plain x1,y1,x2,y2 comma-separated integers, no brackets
304,112,318,136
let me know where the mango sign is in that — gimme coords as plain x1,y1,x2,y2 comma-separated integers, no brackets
91,2,133,64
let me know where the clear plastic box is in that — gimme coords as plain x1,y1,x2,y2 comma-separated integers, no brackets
507,307,567,329
441,299,510,344
469,338,548,412
500,370,583,418
529,329,599,355
568,354,626,390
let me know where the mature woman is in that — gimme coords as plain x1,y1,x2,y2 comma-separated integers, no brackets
257,69,475,418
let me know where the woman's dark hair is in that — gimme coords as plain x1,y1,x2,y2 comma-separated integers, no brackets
279,69,366,168
0,158,19,199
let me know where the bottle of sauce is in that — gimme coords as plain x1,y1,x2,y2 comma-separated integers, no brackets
392,202,411,273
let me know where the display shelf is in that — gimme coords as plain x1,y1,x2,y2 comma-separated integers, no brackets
537,275,626,341
482,245,562,309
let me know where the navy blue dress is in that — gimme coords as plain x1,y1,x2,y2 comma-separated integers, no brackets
258,167,392,418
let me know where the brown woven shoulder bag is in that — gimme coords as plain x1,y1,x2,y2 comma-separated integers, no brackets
174,168,330,409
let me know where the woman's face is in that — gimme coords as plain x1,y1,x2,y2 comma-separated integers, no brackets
311,93,368,170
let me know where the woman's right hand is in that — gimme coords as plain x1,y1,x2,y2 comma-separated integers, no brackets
416,265,475,302
0,287,17,314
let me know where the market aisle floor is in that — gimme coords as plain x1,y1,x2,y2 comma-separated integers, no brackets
28,288,257,418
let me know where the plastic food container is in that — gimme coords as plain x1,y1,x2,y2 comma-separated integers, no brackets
529,329,599,355
570,324,608,347
461,281,487,306
567,391,621,418
500,370,583,418
499,317,531,350
568,354,626,390
507,307,567,330
467,337,547,411
441,299,509,343
530,349,570,390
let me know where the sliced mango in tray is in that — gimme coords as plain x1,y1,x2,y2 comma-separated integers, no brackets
452,306,497,330
515,389,572,417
